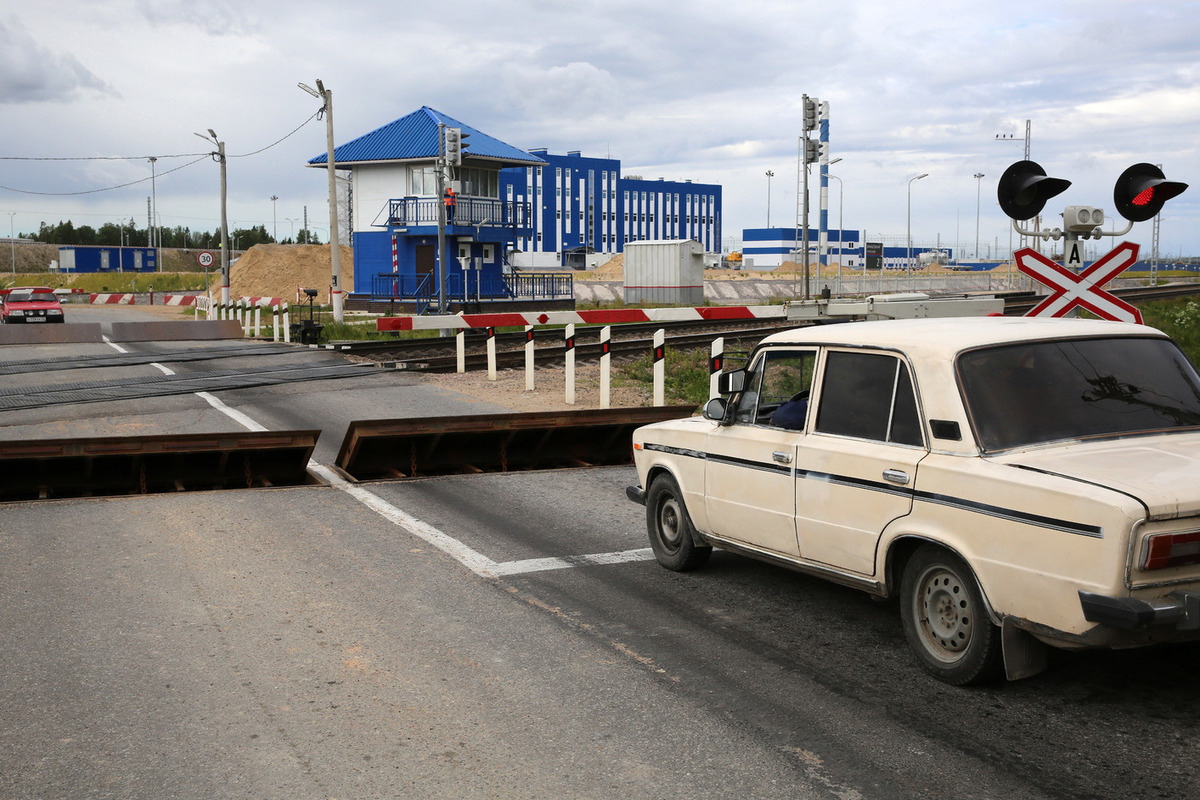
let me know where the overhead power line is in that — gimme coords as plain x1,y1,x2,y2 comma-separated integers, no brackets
0,109,323,196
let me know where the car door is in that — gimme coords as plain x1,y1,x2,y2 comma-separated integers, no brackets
704,348,816,556
793,349,927,576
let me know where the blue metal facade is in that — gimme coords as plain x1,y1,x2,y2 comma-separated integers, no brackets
499,150,723,266
57,246,157,273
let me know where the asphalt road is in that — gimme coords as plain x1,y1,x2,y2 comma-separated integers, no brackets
1,306,1198,799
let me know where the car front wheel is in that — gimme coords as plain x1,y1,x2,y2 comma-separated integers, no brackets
646,474,711,572
900,545,1002,685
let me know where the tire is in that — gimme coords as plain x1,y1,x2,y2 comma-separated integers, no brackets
899,545,1003,685
646,474,712,572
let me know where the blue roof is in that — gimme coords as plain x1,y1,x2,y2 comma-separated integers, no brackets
307,106,545,168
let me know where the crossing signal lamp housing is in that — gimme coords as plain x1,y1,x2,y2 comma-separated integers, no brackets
1113,163,1188,222
997,160,1071,220
1062,205,1104,235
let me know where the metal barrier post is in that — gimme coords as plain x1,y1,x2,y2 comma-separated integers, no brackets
525,326,535,391
600,326,611,408
565,323,576,405
653,329,665,407
272,305,280,342
486,327,497,381
283,303,291,343
254,303,262,337
709,337,725,400
456,331,466,373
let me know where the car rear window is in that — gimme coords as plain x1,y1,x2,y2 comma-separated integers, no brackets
958,336,1200,451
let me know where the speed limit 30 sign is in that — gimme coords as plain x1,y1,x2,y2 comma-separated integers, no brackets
197,251,215,268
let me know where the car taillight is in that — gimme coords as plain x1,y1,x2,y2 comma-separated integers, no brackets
1143,531,1200,570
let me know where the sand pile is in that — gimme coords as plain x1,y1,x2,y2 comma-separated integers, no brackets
590,254,624,280
222,244,353,303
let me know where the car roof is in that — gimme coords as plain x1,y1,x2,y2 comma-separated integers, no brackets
759,316,1167,354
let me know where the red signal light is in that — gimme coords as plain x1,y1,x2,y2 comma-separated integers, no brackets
1132,187,1155,206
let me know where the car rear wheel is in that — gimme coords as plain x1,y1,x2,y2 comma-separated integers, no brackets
900,545,1002,685
646,474,711,572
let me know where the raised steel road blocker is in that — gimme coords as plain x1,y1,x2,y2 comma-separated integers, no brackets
336,406,696,480
0,429,320,501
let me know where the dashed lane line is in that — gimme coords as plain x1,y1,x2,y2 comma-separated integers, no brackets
101,337,652,578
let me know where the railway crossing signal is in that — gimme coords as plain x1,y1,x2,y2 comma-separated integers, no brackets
997,160,1071,220
1113,163,1188,222
1016,242,1143,324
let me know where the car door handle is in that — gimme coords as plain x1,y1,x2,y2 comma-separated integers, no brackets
883,469,910,485
772,451,793,465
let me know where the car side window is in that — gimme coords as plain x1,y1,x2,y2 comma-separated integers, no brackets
732,349,817,428
814,351,923,446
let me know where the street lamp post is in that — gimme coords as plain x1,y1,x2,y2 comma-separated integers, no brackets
299,79,344,322
270,195,279,243
974,172,985,261
195,129,230,306
907,173,929,289
828,172,843,294
8,212,15,274
765,170,774,228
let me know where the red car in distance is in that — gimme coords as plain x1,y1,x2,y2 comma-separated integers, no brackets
0,286,66,323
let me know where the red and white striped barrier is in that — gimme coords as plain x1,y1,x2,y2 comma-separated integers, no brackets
161,295,197,306
377,305,785,332
90,293,136,305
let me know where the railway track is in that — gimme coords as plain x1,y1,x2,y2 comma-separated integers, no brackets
335,282,1200,373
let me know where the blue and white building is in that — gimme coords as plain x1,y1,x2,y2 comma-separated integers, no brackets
501,151,722,269
310,107,725,306
308,107,548,306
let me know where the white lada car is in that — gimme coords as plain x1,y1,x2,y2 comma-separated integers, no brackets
627,316,1200,684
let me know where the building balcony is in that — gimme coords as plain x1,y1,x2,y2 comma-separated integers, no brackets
385,197,534,234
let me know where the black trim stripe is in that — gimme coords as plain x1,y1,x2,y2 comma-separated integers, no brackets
641,441,1103,538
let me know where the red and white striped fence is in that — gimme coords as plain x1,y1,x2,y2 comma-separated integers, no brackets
376,305,785,332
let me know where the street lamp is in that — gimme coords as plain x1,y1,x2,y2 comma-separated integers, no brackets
299,78,344,322
765,170,774,228
270,195,279,242
286,218,297,242
973,172,985,261
907,172,929,287
826,157,843,295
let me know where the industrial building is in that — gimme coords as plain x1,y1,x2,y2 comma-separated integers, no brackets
308,107,724,308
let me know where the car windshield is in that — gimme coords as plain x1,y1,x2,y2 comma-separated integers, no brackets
27,293,57,303
7,291,31,302
958,336,1200,451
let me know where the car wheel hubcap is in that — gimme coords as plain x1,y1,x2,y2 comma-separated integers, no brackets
658,497,683,551
915,566,972,662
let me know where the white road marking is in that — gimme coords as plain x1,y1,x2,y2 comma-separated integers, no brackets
103,339,645,577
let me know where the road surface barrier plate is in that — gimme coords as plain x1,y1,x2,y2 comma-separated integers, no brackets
108,320,244,342
0,323,104,345
336,406,697,480
0,429,321,502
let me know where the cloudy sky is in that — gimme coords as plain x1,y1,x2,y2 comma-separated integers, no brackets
3,0,1199,259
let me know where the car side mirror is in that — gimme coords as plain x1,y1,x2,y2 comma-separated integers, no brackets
717,369,747,395
703,397,728,422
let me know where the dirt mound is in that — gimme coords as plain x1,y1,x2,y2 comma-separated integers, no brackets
222,244,353,303
590,254,624,280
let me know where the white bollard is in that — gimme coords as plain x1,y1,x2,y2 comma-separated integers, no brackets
456,330,466,373
242,301,251,336
653,329,665,407
272,305,280,342
254,303,262,337
600,325,611,408
565,323,576,405
524,326,535,391
283,303,291,343
709,336,725,400
486,327,497,382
